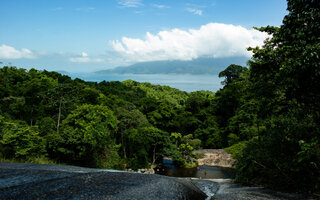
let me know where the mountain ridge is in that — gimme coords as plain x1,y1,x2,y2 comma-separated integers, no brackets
96,57,248,75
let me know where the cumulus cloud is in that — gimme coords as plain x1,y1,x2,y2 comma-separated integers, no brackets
69,52,104,63
0,44,35,59
110,23,268,63
186,8,203,15
118,0,143,8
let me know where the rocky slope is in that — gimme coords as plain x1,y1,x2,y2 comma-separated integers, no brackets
194,149,236,168
0,162,206,200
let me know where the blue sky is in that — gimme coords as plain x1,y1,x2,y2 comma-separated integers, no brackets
0,0,288,72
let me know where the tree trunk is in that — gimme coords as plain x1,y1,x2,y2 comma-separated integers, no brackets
30,107,34,126
57,98,62,133
257,119,261,144
152,146,156,165
121,132,127,158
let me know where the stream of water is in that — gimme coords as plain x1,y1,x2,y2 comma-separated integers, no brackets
155,165,234,200
154,165,234,179
154,161,235,199
153,162,310,200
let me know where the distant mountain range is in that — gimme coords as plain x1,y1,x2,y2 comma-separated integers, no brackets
96,57,248,75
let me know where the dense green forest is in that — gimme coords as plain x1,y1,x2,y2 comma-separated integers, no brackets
0,0,319,193
0,67,209,169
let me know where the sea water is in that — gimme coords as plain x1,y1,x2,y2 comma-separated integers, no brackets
68,73,223,92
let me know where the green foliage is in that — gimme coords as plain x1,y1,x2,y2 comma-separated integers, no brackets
233,0,320,192
25,156,59,165
136,82,188,108
0,120,46,159
2,15,319,193
227,133,240,146
219,64,248,85
194,127,222,148
237,113,319,191
114,107,150,161
228,103,261,141
125,126,171,169
0,156,58,165
37,117,56,136
224,140,249,160
81,87,101,105
57,104,119,168
1,67,210,170
212,65,250,144
169,133,201,167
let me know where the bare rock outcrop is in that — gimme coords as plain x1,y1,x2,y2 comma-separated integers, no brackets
0,162,207,200
194,149,235,168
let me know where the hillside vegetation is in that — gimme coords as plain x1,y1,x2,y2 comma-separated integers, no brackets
0,0,319,193
0,67,214,169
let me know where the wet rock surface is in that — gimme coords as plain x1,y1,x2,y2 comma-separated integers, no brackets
190,178,317,200
212,182,317,200
0,162,317,200
191,179,220,199
0,162,206,200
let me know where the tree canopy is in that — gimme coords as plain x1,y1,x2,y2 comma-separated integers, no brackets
0,0,319,193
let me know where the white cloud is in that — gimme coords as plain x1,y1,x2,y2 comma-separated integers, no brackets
152,4,169,9
118,0,143,8
69,52,104,63
186,8,203,15
110,23,268,63
0,44,35,59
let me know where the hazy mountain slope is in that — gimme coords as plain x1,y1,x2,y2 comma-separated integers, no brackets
97,57,248,75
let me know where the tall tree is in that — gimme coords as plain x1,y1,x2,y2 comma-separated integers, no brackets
236,0,320,191
57,104,119,168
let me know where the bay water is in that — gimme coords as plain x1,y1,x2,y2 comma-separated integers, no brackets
69,73,223,92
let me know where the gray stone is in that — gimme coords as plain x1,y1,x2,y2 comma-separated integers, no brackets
0,162,206,200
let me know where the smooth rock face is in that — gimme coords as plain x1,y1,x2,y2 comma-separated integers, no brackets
0,162,207,200
213,183,315,200
194,149,236,168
